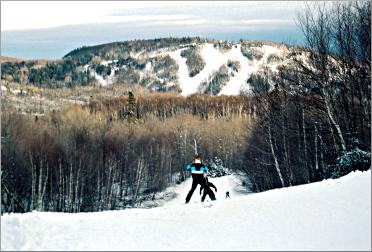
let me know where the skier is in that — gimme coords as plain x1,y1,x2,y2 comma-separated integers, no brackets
200,176,217,202
185,155,209,203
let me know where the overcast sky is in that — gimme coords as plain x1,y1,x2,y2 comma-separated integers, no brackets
1,1,306,59
2,1,302,31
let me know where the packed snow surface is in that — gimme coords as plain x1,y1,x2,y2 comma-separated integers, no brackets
1,171,371,251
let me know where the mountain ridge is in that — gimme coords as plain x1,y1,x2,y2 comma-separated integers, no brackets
1,37,304,95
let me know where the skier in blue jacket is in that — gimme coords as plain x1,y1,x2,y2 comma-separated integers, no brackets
185,155,208,203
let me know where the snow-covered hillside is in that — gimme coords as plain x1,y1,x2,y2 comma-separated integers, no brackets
169,43,257,96
84,41,291,95
1,171,370,251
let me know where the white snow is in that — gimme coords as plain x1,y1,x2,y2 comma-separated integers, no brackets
83,64,90,72
168,43,287,96
169,43,248,96
261,45,280,65
219,44,250,95
1,170,370,251
145,62,152,72
10,89,20,95
170,43,241,96
83,60,119,87
91,65,117,87
101,60,118,67
92,71,114,87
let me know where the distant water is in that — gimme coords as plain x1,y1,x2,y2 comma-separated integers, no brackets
1,22,303,60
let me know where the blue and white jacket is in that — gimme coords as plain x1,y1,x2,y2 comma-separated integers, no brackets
186,163,208,174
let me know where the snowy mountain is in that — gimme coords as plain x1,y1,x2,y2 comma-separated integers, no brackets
1,170,370,251
1,38,297,95
80,39,293,96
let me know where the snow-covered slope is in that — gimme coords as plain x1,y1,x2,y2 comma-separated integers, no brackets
2,171,370,251
167,43,288,96
83,41,291,95
169,43,257,96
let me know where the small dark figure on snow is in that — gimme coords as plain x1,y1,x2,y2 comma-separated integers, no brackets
200,176,217,202
226,191,230,198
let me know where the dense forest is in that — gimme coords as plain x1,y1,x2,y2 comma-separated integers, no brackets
240,1,371,190
1,58,95,88
1,1,370,213
1,94,251,213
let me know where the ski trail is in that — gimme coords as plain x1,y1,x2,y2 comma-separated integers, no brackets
169,43,284,96
2,171,370,251
169,43,233,96
219,44,249,95
161,174,250,207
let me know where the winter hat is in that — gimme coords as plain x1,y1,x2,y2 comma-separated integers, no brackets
193,155,203,164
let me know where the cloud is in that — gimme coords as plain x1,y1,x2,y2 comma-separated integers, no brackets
1,1,189,31
1,1,305,59
241,19,293,25
147,19,208,26
1,1,301,31
92,14,193,25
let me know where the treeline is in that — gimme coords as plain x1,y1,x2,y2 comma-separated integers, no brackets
1,94,250,213
1,58,94,88
239,1,371,191
0,37,203,89
0,36,288,90
87,93,254,121
64,37,204,62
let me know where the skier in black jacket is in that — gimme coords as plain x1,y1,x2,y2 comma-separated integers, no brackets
185,155,209,203
200,176,217,202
